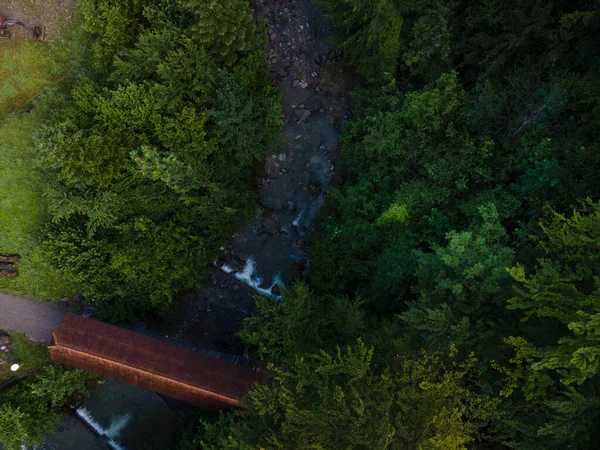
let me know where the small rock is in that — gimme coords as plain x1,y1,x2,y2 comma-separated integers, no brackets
311,72,318,77
294,109,305,119
300,81,309,89
280,223,291,234
262,207,274,218
0,346,6,351
263,216,279,232
308,180,322,196
299,103,305,109
280,167,289,174
297,110,311,122
292,80,300,88
319,144,327,151
271,57,278,64
287,201,296,212
278,153,286,161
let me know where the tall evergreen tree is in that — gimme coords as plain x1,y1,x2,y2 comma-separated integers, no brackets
181,0,259,66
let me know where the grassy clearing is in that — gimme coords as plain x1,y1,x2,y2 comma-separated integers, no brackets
0,330,50,383
0,27,86,299
0,107,77,299
0,24,87,117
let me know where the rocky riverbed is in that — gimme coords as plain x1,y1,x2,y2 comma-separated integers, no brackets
151,0,354,354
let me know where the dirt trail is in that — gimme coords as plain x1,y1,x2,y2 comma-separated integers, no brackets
0,0,74,40
152,0,353,354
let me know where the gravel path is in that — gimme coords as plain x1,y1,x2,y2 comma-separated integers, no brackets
0,292,65,342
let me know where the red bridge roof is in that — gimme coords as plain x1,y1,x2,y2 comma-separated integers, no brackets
49,313,263,409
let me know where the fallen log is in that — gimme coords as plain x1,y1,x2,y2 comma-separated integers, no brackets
0,270,18,277
0,255,20,263
0,262,14,270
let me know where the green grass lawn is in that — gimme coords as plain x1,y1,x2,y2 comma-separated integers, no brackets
0,31,85,300
0,330,50,383
0,106,77,299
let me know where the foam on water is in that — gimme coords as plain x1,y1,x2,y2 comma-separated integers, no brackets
218,257,282,298
292,210,303,228
106,414,131,439
75,407,127,450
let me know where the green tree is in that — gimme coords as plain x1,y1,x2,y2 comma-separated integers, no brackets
78,0,148,71
181,0,259,66
401,204,516,357
35,0,281,318
315,0,404,83
493,201,600,449
200,341,489,450
0,366,95,449
506,201,600,387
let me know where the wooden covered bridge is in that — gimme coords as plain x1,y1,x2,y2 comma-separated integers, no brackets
49,313,263,409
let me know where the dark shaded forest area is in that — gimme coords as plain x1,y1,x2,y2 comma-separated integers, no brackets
198,1,600,449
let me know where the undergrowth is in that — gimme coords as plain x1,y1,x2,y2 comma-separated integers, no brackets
0,22,86,299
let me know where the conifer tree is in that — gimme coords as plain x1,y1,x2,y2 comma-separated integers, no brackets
181,0,259,66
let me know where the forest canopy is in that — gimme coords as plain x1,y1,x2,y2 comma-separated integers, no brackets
34,0,281,319
1,0,599,448
195,1,600,449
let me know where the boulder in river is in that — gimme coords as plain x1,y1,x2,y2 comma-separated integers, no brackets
308,180,322,196
263,216,279,232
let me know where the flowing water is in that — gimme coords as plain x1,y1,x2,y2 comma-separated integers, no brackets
74,408,128,450
39,379,178,450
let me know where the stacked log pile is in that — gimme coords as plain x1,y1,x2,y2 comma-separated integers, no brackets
0,255,19,277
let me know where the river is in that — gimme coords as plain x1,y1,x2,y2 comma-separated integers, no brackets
150,0,353,356
38,0,353,448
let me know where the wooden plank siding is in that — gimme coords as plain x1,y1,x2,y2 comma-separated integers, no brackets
49,313,263,409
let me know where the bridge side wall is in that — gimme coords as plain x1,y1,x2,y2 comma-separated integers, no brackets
49,343,240,410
